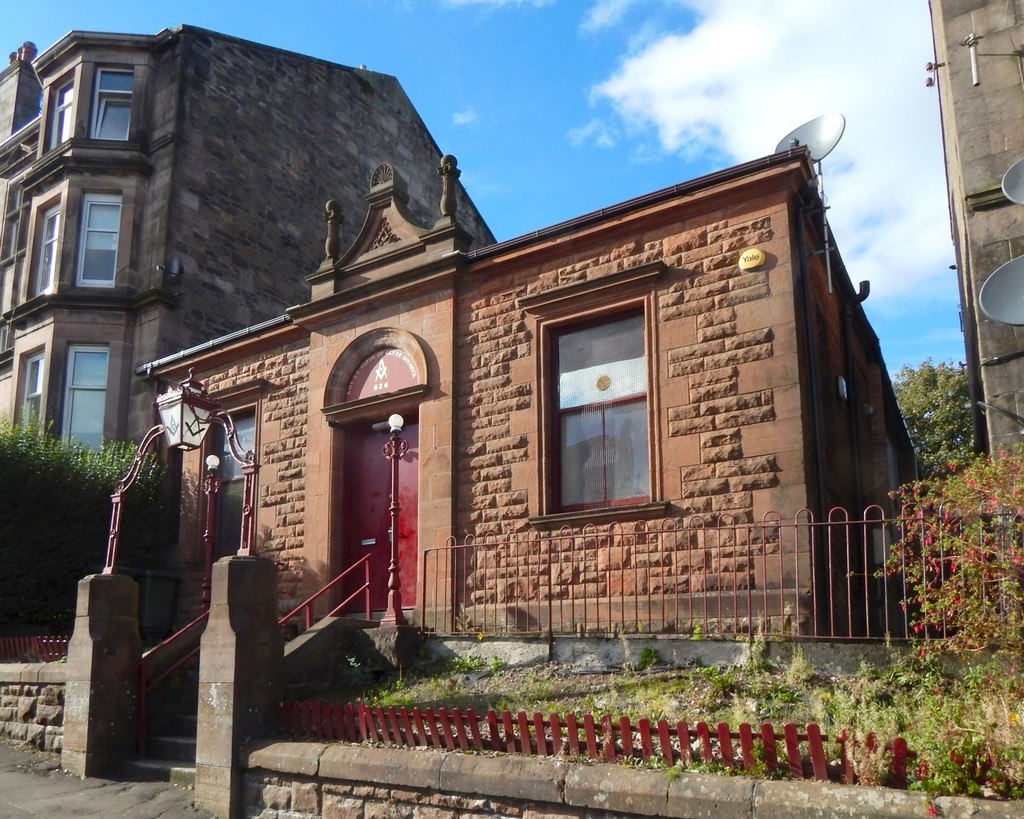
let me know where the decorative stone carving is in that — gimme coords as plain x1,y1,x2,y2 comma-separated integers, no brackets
369,217,401,250
371,163,394,189
438,154,460,219
324,200,341,263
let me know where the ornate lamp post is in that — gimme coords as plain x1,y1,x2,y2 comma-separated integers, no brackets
381,413,408,626
200,454,221,610
104,371,259,576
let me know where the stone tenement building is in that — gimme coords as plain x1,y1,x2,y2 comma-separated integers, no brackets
0,27,492,447
148,150,914,635
929,1,1024,452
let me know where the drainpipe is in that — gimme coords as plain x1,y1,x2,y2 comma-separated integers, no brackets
842,281,870,514
794,195,828,521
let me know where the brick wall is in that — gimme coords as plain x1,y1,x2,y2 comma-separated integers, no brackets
0,665,64,752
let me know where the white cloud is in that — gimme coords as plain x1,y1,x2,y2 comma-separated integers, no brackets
581,0,640,32
589,1,953,306
453,107,478,125
567,118,617,148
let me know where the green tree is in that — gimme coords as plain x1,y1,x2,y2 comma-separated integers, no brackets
0,422,175,633
892,358,974,477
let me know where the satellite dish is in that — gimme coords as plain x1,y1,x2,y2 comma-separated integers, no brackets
775,113,846,162
979,256,1024,324
1001,157,1024,205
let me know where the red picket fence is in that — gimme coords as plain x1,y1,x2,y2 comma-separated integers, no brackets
0,635,69,662
274,700,911,788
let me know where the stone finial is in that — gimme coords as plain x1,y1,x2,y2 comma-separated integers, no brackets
438,154,460,220
324,200,341,263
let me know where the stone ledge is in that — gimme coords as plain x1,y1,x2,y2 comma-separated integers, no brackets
246,740,327,776
244,741,1023,819
0,663,66,684
318,742,444,789
441,753,567,803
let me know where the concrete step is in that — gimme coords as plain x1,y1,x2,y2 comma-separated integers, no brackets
121,757,196,789
145,734,197,763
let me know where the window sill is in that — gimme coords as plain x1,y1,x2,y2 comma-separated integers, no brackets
528,500,671,529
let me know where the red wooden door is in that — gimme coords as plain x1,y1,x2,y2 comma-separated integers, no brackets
341,421,418,614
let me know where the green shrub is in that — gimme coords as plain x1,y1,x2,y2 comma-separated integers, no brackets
888,449,1024,662
0,421,175,633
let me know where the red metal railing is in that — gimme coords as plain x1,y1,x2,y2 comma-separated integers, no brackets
278,554,372,631
0,635,69,662
418,507,928,639
274,700,911,788
136,610,209,754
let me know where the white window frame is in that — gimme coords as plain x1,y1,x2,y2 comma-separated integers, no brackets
90,69,133,141
62,345,108,450
51,82,74,146
76,193,122,287
21,352,45,425
35,206,60,296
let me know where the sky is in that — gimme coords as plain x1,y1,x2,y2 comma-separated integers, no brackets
5,0,963,374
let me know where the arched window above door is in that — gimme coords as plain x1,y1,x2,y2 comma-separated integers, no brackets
322,328,430,425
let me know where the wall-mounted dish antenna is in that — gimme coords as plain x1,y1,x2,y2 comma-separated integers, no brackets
775,112,846,162
776,113,846,293
1001,157,1024,205
978,256,1024,325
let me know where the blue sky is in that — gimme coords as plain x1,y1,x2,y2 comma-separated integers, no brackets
6,0,962,374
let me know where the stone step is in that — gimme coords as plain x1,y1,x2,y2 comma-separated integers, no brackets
121,757,196,789
145,734,197,763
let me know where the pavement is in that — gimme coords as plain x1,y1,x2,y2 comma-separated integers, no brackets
0,741,214,818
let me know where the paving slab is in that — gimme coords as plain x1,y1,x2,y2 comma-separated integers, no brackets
0,741,213,818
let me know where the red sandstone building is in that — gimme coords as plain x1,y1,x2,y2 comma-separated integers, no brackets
145,150,914,638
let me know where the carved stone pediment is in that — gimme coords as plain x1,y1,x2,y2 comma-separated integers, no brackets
307,160,473,303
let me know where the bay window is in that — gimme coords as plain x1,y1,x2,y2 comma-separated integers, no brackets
77,194,121,286
51,82,74,146
35,206,60,295
63,346,108,450
21,352,44,425
90,70,133,140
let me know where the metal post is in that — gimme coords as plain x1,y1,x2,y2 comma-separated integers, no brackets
104,424,166,574
200,456,221,610
381,423,409,626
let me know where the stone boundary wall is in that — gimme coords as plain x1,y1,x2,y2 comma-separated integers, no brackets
0,663,65,752
243,741,1021,819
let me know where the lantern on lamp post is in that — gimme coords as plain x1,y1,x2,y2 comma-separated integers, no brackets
155,371,220,450
381,413,408,626
104,370,258,576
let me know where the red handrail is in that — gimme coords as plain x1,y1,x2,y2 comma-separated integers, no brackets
278,554,372,630
136,610,209,755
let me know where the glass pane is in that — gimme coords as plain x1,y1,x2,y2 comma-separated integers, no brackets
216,482,243,557
99,71,133,92
71,350,107,387
67,389,105,450
28,357,44,392
87,202,120,232
95,101,131,139
558,314,645,409
605,401,649,500
215,412,255,480
560,408,607,508
43,210,60,241
81,247,116,281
